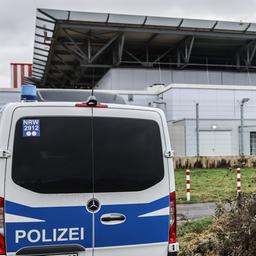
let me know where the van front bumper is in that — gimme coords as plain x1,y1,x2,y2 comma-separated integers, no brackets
168,242,179,254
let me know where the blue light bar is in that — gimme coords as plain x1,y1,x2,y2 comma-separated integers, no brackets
21,84,37,102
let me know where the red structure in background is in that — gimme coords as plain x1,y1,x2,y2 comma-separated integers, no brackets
10,63,32,89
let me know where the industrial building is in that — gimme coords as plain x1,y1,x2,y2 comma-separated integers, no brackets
107,83,256,157
5,8,256,157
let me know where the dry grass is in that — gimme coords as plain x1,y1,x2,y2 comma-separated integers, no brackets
178,218,216,256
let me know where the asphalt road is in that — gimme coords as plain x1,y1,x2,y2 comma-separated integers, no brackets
177,202,216,221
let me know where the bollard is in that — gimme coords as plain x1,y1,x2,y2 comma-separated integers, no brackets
186,169,191,201
237,168,241,194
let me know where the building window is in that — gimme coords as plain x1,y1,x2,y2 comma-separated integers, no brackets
250,132,256,155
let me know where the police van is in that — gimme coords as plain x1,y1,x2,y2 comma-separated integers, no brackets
0,86,179,256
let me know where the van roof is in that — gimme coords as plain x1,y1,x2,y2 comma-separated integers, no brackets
2,101,164,115
37,89,125,104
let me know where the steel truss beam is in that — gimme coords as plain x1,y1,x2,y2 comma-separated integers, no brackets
124,49,144,65
39,21,256,88
235,40,256,69
153,48,173,64
62,29,89,62
178,36,195,68
121,60,256,69
89,32,121,64
116,33,125,65
145,33,159,46
51,65,74,84
245,42,256,66
80,64,114,68
144,36,195,68
73,32,122,84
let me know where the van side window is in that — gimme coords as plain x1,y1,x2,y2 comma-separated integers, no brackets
12,117,93,193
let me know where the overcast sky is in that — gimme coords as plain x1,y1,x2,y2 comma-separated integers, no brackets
1,0,256,88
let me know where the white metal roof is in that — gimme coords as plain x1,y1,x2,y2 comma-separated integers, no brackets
38,9,255,32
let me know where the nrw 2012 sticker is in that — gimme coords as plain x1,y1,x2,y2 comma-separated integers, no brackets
22,119,40,137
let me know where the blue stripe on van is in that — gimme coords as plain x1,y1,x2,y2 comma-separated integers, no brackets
5,195,169,252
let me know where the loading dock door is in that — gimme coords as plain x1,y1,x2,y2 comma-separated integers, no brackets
199,131,232,156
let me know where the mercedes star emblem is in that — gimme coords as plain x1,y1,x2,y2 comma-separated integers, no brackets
87,198,100,212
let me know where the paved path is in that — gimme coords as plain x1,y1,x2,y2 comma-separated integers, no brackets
177,202,216,221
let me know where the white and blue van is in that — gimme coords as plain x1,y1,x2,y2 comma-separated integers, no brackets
0,88,179,256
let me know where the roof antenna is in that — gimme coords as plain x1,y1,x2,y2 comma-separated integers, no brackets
86,68,97,105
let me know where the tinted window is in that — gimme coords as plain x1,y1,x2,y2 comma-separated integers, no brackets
94,118,164,192
12,116,164,194
12,117,93,193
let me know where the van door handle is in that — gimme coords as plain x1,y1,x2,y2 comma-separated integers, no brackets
101,216,125,222
100,213,126,225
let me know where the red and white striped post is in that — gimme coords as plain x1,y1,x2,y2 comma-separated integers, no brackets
237,168,241,194
10,63,32,89
186,169,191,201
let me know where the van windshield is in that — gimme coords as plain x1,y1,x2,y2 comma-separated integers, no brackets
12,116,164,193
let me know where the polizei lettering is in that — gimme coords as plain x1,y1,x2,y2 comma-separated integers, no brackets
15,227,85,244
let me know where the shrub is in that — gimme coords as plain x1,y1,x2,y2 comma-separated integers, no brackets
178,193,256,256
214,193,256,256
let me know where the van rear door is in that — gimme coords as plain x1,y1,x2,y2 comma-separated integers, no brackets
92,107,170,256
5,106,93,255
